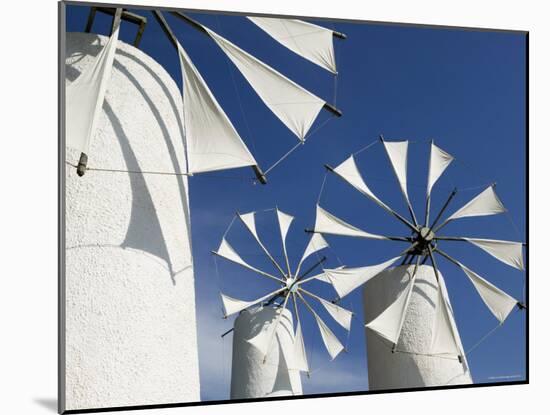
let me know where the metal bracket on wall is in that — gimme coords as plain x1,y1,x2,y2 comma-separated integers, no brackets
85,7,147,47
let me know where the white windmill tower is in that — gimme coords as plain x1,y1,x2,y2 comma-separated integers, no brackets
310,136,526,390
213,208,353,399
62,5,345,411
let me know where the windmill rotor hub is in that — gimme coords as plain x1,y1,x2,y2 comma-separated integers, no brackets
286,277,299,293
412,226,436,255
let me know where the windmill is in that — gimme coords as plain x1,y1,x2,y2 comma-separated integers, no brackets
213,208,353,398
62,5,345,410
310,136,526,388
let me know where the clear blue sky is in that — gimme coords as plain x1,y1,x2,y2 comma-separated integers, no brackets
66,4,526,401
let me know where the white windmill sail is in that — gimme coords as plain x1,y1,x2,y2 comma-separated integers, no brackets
430,280,461,356
221,288,284,317
276,208,295,273
446,186,506,222
177,41,257,174
365,272,417,345
311,308,344,359
66,9,122,154
465,238,524,271
317,296,353,331
332,155,391,211
247,17,337,74
314,205,386,240
293,322,309,371
303,265,346,284
203,25,326,141
427,141,454,196
382,140,411,204
247,301,290,356
324,256,402,299
296,233,329,275
456,262,518,323
214,238,266,274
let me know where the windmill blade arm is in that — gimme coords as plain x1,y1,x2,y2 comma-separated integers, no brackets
212,249,284,284
435,236,525,271
220,286,286,317
325,161,418,232
237,212,287,277
299,287,353,331
291,292,309,372
435,248,521,323
297,291,345,359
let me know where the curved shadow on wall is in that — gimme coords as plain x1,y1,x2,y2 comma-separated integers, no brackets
65,33,192,286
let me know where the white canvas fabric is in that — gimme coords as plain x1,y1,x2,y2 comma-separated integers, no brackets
332,155,390,210
324,256,402,299
276,208,294,272
293,322,309,371
314,205,386,240
446,186,506,222
458,263,518,323
296,233,329,275
66,10,122,154
238,212,261,243
204,25,326,141
465,238,525,271
430,278,461,356
382,140,411,204
310,308,344,359
317,297,352,331
214,238,269,277
427,142,454,196
365,273,416,345
247,17,337,74
177,42,257,174
304,265,346,284
221,289,283,317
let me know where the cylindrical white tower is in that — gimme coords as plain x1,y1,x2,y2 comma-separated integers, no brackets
363,265,472,390
64,33,200,410
230,306,302,399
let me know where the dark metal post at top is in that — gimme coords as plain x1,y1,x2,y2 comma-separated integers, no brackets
153,10,268,185
168,11,343,118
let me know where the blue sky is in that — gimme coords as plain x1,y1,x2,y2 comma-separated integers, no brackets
66,4,526,401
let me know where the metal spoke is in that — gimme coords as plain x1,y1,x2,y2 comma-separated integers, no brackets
324,162,418,233
430,188,458,233
296,256,327,282
237,213,287,278
211,250,285,284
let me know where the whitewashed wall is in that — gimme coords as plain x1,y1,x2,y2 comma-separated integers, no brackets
64,32,200,410
231,306,302,399
363,265,472,390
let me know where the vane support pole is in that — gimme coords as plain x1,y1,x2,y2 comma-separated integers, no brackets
85,6,147,46
430,187,458,233
169,11,343,118
304,228,412,242
296,256,327,282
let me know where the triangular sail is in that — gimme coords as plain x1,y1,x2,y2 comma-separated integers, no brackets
314,205,386,240
324,256,402,299
66,9,122,154
317,297,353,331
276,208,294,273
247,302,290,356
465,238,525,271
382,140,411,204
311,308,344,359
332,155,391,211
247,17,337,74
203,25,326,141
457,262,518,323
293,321,309,372
427,141,454,196
430,279,461,356
220,288,284,317
177,41,257,174
365,271,417,345
296,233,329,275
446,186,507,222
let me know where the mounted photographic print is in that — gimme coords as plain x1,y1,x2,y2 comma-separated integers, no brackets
59,1,528,413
